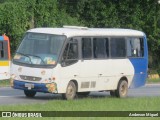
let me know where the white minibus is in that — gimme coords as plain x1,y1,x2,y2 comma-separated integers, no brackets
11,26,148,100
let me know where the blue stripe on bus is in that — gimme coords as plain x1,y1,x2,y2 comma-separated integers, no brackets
129,36,148,88
13,80,49,93
0,36,4,40
129,58,148,88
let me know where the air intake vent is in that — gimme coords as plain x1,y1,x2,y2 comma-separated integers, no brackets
91,81,96,88
20,75,41,81
81,82,90,88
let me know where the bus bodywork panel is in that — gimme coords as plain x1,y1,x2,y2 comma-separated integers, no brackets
11,58,134,93
56,59,134,93
11,64,59,93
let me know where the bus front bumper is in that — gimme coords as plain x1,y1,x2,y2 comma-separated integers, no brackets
12,80,58,93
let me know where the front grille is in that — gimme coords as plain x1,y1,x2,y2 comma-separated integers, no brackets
19,75,42,81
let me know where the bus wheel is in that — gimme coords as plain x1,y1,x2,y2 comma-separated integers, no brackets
115,80,128,98
62,81,77,100
110,90,116,97
24,90,36,98
77,92,90,97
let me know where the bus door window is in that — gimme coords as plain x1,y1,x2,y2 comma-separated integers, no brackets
62,38,78,66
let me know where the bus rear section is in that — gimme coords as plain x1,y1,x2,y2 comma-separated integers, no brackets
0,34,10,80
128,36,148,88
11,27,148,100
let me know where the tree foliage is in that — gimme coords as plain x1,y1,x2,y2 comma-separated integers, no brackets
0,0,160,68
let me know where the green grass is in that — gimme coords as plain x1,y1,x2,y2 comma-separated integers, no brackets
0,97,159,111
0,79,10,87
147,78,160,83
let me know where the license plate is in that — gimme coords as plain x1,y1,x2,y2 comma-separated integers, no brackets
25,83,34,90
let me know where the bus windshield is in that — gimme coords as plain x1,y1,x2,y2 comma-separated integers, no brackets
13,32,66,66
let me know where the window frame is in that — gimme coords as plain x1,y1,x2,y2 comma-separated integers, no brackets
0,41,9,60
81,37,110,60
60,35,145,65
81,37,93,60
93,37,109,59
61,37,80,67
126,37,144,58
109,37,127,59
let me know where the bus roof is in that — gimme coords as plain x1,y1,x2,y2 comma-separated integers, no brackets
27,27,145,37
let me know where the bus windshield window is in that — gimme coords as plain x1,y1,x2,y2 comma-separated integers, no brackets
13,33,65,65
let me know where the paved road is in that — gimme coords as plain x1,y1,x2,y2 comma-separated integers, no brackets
0,84,160,105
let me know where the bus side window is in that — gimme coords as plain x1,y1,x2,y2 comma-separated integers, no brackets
82,38,92,59
0,42,4,58
93,38,109,58
127,38,144,57
110,38,126,58
61,39,78,66
0,41,8,59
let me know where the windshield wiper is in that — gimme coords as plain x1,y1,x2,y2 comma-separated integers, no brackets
16,52,32,64
26,54,45,64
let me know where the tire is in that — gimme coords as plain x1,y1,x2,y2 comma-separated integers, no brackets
115,80,128,98
62,81,77,100
110,90,116,97
77,92,90,97
24,90,36,98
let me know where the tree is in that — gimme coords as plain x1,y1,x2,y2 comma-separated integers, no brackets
0,0,82,54
0,0,160,69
